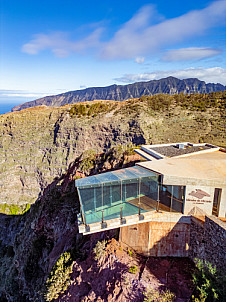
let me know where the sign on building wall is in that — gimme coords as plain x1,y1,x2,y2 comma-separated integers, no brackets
184,185,214,215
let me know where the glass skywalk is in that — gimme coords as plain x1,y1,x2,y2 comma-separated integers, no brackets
76,166,185,226
75,166,159,225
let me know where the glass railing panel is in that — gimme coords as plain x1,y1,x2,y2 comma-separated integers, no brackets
111,184,121,204
171,185,184,213
95,186,102,209
122,178,139,201
124,181,139,201
79,187,95,212
159,184,172,212
85,211,103,224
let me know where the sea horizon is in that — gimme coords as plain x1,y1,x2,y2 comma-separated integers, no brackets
0,103,20,115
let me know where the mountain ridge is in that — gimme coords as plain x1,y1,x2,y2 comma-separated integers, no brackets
12,76,226,111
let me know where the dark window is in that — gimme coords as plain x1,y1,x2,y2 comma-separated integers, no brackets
212,188,222,216
171,186,184,213
159,185,184,213
159,185,172,211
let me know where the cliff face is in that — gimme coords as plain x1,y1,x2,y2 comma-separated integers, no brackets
1,93,225,207
12,77,226,111
0,93,225,301
0,147,143,301
0,153,194,302
0,103,145,207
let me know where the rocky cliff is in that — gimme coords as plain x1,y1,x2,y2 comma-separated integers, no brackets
0,92,225,301
12,77,226,111
0,151,195,302
1,92,225,208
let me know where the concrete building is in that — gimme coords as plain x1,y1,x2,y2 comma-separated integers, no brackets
75,142,226,258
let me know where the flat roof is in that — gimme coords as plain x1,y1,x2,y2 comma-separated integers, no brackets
151,144,213,157
75,166,158,188
137,150,226,185
140,142,219,160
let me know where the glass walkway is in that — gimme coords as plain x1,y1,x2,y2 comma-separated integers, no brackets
75,166,184,226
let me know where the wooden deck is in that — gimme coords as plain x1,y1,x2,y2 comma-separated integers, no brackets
127,195,173,213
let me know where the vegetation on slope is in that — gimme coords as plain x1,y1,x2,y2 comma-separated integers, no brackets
44,252,73,301
0,91,225,208
69,101,117,117
192,259,226,302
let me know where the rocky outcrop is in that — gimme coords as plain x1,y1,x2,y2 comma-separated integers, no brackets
12,77,226,111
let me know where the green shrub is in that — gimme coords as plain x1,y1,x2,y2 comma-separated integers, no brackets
124,142,136,156
192,259,226,302
128,249,132,257
44,252,73,301
144,288,175,302
79,149,96,173
69,101,115,117
129,265,138,274
174,91,226,111
93,240,106,263
69,104,87,117
0,203,31,215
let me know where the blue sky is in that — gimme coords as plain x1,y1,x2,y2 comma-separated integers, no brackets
0,0,226,105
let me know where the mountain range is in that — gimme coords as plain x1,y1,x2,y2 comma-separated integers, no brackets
12,76,226,111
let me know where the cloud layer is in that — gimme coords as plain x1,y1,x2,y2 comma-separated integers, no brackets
101,1,226,59
22,1,226,60
114,67,226,85
162,47,222,61
0,89,52,98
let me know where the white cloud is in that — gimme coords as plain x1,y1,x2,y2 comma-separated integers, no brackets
22,29,103,57
114,67,226,85
162,47,222,61
101,1,226,59
21,1,226,60
135,57,145,64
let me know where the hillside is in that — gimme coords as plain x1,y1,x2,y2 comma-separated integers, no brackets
0,153,196,302
12,77,226,111
1,91,225,211
0,92,225,301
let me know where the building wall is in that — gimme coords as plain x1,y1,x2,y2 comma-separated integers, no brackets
204,216,226,269
184,185,215,215
189,216,226,271
119,220,190,257
120,215,226,271
189,217,205,260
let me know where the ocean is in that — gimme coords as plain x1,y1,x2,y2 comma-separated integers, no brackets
0,103,19,115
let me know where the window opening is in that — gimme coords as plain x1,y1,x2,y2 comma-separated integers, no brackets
212,188,222,217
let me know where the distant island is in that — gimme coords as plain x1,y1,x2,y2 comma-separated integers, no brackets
12,76,226,111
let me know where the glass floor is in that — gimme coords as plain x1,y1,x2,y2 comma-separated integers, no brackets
84,194,159,225
84,201,148,225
